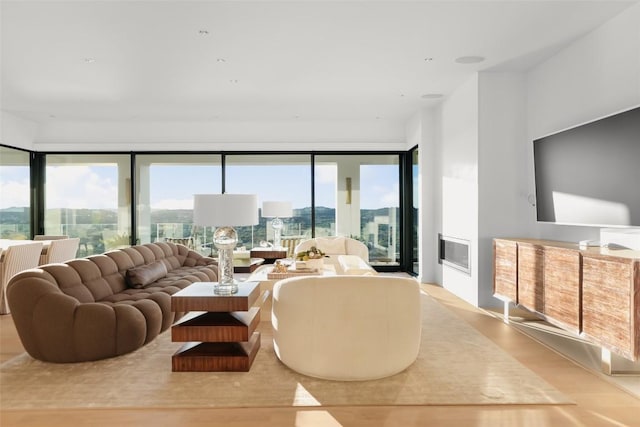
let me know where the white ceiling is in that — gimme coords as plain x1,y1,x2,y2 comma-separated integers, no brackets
1,0,636,133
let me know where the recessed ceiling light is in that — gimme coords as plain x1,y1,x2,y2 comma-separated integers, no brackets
198,30,209,35
421,93,443,99
216,58,226,63
455,56,485,64
229,79,239,83
84,57,96,63
424,57,434,62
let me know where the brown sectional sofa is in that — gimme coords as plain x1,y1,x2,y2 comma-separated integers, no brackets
6,242,218,363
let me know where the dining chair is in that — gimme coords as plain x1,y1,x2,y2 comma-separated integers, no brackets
165,236,195,249
281,236,303,257
0,242,43,314
39,237,80,265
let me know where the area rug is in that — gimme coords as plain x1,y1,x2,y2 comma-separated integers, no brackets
0,293,572,409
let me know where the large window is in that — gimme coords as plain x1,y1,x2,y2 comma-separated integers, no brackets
0,146,31,239
225,155,312,250
314,154,400,266
135,154,222,254
410,147,419,274
4,148,409,270
45,154,131,255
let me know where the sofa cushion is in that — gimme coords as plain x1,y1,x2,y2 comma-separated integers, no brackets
316,236,346,255
126,261,168,288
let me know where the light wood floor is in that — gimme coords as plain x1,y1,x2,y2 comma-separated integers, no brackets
2,283,639,427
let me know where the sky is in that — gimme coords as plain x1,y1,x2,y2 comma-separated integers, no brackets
0,163,400,211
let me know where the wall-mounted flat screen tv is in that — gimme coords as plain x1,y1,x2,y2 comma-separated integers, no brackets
533,106,640,227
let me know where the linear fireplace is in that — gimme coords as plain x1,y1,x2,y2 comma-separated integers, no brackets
438,234,471,275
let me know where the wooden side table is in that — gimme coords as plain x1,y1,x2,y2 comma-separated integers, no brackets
213,257,265,272
170,281,261,372
233,257,265,273
250,248,287,264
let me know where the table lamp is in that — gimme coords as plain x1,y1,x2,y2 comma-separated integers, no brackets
193,194,258,294
262,201,292,250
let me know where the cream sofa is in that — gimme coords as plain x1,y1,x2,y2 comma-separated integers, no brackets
294,236,375,274
272,275,421,381
7,242,218,363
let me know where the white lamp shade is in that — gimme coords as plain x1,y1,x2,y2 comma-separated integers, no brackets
193,194,258,227
262,201,293,218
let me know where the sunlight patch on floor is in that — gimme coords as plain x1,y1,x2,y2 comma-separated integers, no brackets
295,410,343,427
292,382,321,406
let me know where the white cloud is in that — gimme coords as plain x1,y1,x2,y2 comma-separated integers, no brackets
315,164,336,184
381,182,400,207
0,179,30,209
46,166,118,209
152,198,193,210
362,182,399,209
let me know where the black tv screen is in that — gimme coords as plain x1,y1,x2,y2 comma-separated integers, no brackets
533,106,640,227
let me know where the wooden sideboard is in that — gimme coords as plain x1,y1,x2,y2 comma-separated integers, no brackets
493,238,640,361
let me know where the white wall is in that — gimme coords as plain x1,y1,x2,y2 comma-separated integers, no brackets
1,112,38,150
527,2,640,243
430,72,528,308
31,118,406,152
417,3,640,308
440,75,479,307
406,108,440,284
478,72,529,307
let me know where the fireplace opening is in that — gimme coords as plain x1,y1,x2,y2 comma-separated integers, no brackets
438,234,471,275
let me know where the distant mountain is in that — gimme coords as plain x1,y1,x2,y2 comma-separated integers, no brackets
0,207,28,213
151,209,193,223
0,207,29,224
1,206,398,240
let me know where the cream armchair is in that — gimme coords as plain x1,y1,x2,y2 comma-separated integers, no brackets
272,275,421,380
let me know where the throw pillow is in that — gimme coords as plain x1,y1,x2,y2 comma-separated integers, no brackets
126,261,168,288
315,236,346,255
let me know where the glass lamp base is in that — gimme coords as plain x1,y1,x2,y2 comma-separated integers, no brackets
214,282,239,295
272,217,283,250
213,226,239,294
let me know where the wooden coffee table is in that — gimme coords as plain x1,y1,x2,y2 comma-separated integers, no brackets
170,281,261,372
